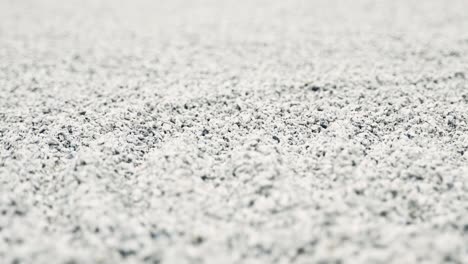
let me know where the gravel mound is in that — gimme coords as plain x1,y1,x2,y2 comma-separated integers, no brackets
1,0,468,263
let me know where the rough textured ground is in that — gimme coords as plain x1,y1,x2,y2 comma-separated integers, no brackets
1,0,468,263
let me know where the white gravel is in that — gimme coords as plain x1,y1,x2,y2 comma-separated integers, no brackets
1,0,468,263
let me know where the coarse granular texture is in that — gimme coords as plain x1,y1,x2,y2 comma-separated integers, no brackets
1,0,468,263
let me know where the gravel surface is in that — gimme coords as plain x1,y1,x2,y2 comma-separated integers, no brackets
1,0,468,263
